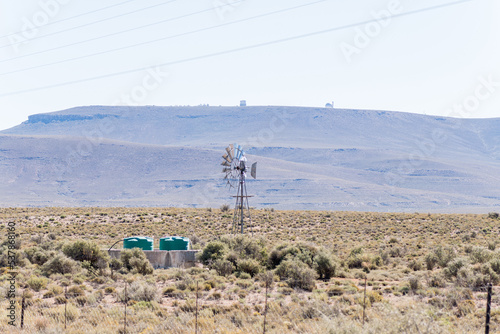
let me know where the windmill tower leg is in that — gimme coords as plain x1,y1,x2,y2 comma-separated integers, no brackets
232,171,251,234
232,180,242,234
243,179,253,236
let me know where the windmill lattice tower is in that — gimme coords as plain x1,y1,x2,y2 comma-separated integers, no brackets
221,144,257,234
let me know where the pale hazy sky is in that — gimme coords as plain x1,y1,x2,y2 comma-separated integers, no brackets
0,0,498,130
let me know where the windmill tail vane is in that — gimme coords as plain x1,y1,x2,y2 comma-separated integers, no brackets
221,143,257,234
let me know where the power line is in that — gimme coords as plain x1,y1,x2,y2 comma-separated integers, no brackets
0,0,181,48
0,0,472,98
0,0,329,76
0,0,142,40
0,0,250,63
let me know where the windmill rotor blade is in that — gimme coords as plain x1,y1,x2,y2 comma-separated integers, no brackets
222,154,232,164
222,168,231,173
226,146,233,160
251,162,257,179
234,144,240,160
238,146,243,159
221,161,230,167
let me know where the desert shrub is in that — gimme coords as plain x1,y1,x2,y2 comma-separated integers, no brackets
0,246,24,267
408,276,420,293
477,263,500,285
427,272,446,288
371,255,383,267
455,265,492,288
237,258,261,277
457,299,475,317
24,247,50,266
366,290,383,304
346,248,375,270
110,258,122,271
126,281,158,302
42,291,54,298
212,259,235,277
238,272,251,279
209,291,222,300
73,276,84,284
220,204,230,212
257,271,274,288
269,242,318,269
444,257,468,279
163,286,184,298
313,252,338,280
27,275,48,292
433,246,456,268
41,253,79,276
275,258,317,291
104,287,116,294
54,296,67,304
469,246,492,264
49,285,63,295
408,259,422,271
444,288,473,308
425,253,438,270
75,296,88,306
199,241,226,265
1,235,21,249
388,246,405,258
489,257,500,274
67,285,85,297
63,240,109,270
326,286,344,297
220,235,268,264
487,212,499,219
120,248,153,275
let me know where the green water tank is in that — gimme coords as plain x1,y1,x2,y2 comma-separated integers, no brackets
159,236,190,251
123,237,154,251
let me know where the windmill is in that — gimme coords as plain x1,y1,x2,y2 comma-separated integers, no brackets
222,144,257,234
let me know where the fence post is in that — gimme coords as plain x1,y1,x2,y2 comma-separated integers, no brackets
195,281,199,334
485,283,492,334
124,282,128,334
263,279,268,334
20,291,25,329
64,286,67,330
362,277,367,325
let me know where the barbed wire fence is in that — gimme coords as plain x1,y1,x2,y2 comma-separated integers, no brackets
1,278,498,333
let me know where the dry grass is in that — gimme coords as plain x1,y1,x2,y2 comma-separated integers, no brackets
0,207,499,333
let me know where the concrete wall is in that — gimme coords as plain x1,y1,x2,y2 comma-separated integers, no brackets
108,249,199,269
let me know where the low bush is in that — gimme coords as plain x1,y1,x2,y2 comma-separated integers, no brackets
63,240,109,270
314,252,338,280
425,253,438,270
434,246,456,268
469,246,492,264
275,258,317,291
444,257,468,279
127,281,158,302
42,253,79,276
237,258,261,277
269,242,318,268
487,212,499,219
27,275,48,292
120,248,153,275
67,285,85,297
212,259,235,277
24,247,50,266
199,241,226,265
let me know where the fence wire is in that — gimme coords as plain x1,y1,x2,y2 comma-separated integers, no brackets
0,281,498,334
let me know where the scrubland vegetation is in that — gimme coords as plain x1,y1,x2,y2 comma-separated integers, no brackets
0,207,499,333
